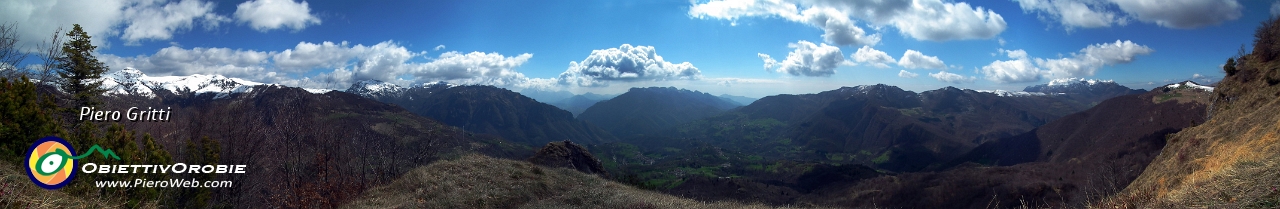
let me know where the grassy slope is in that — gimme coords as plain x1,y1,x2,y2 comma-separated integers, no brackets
342,155,830,209
1108,31,1280,207
0,161,131,208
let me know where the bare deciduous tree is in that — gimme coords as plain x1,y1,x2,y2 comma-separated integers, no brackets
36,26,64,86
0,22,28,79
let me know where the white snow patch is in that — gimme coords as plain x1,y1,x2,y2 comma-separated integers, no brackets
1166,82,1214,92
976,90,1047,97
1048,78,1114,86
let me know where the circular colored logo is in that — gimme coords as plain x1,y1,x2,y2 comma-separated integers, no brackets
25,136,77,190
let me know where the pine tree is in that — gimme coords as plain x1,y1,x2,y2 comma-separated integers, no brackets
0,76,63,162
55,24,108,108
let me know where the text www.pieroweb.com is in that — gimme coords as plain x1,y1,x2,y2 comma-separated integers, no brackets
95,179,232,188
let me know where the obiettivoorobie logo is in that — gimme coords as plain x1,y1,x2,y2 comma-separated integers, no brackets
24,136,121,190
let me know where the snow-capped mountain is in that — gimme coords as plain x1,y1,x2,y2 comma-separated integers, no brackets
101,68,261,99
974,89,1049,97
98,68,329,99
1164,80,1214,92
1023,78,1130,93
344,80,465,99
345,80,406,98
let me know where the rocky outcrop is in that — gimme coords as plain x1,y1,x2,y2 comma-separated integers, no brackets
527,140,609,177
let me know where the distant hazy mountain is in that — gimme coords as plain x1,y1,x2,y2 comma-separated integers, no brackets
578,87,741,138
518,89,575,103
549,95,603,117
1022,78,1147,104
346,80,616,145
717,94,758,106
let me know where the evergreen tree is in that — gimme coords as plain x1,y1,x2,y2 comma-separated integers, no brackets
54,24,108,108
1224,57,1238,76
0,76,63,162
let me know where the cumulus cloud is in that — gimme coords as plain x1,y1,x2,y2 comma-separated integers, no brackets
0,0,229,48
758,53,779,69
898,70,919,78
978,40,1154,83
1039,40,1153,78
929,71,975,84
760,40,845,77
1013,0,1121,29
271,41,418,77
412,51,534,85
120,0,228,45
979,49,1041,83
101,46,274,81
434,45,446,51
1111,0,1240,29
689,0,1003,43
852,46,895,68
557,44,701,87
234,0,321,32
102,40,549,90
897,50,945,69
1014,0,1241,29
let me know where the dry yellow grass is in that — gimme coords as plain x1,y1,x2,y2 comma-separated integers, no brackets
0,161,135,209
1106,53,1280,208
342,154,837,209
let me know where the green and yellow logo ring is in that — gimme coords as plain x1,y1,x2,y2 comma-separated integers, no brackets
25,136,77,190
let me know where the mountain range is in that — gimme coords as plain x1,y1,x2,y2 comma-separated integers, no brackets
76,68,1220,208
345,80,617,146
577,87,742,138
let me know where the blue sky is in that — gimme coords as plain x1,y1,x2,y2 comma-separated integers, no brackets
2,0,1273,98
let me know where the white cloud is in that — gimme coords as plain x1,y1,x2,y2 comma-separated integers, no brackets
1013,0,1121,29
1014,0,1241,30
979,49,1041,83
557,44,701,87
898,70,919,78
1039,40,1153,78
689,0,1003,43
1273,1,1280,17
803,8,882,46
929,71,975,84
120,0,228,45
0,0,230,48
434,45,446,51
758,53,779,69
271,41,419,79
1111,0,1240,29
761,40,845,77
234,0,321,32
101,46,274,81
897,50,945,69
978,40,1153,83
102,40,550,90
412,51,534,85
885,0,1006,41
852,45,895,68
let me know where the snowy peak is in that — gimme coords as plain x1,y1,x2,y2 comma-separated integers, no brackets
414,81,459,89
975,90,1048,97
1163,80,1214,92
1046,78,1114,86
1023,78,1136,94
345,80,406,98
99,68,281,99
